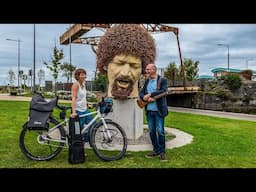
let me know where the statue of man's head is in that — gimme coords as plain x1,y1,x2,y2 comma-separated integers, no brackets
96,24,156,99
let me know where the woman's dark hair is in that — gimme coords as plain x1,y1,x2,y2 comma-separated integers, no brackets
74,68,86,81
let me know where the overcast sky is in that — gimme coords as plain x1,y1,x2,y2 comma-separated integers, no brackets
1,24,256,86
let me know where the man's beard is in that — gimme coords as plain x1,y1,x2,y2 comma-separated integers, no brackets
111,75,134,100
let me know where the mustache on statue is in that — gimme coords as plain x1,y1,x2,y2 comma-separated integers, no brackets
112,75,134,100
115,75,134,85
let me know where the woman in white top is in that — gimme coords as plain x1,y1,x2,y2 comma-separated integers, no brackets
71,68,93,141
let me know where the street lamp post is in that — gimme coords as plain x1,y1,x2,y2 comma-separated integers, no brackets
93,70,97,80
217,43,230,72
69,24,72,65
246,58,254,69
6,38,22,88
33,24,36,92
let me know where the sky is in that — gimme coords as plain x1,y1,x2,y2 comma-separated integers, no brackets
1,24,256,86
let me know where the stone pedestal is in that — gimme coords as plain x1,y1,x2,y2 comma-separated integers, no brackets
107,99,143,140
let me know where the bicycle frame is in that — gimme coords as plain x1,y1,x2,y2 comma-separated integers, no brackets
79,110,98,135
79,109,112,141
44,107,111,146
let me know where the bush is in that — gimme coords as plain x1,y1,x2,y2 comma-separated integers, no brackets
224,74,242,91
42,92,55,98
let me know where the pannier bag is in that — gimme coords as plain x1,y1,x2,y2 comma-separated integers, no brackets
27,92,57,129
99,97,113,114
68,115,85,164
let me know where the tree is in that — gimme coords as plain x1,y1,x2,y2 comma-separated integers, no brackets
183,58,199,81
94,73,108,92
164,62,179,86
37,69,45,89
60,62,76,83
44,46,64,94
7,69,16,86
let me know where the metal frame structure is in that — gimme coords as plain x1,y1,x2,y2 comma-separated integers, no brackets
60,24,185,86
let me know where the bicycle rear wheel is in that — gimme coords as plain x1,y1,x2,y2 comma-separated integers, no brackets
19,120,66,161
91,120,127,161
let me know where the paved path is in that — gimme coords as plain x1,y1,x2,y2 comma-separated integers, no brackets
0,93,71,103
0,93,32,101
83,126,193,152
169,106,256,122
126,126,193,151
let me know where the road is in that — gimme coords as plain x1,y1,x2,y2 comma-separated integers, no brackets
169,106,256,122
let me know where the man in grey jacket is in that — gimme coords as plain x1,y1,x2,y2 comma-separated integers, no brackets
139,64,168,161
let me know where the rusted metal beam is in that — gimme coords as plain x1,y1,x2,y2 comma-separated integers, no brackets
60,24,88,44
159,25,178,35
60,24,179,45
140,24,179,35
60,24,111,44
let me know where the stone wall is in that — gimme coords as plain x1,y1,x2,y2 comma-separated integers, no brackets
167,80,256,114
195,80,256,114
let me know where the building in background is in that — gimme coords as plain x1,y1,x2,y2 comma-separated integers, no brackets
211,68,256,81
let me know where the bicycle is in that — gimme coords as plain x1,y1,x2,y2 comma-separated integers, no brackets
19,92,128,162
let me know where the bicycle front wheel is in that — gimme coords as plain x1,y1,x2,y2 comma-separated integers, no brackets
19,121,66,161
91,120,127,161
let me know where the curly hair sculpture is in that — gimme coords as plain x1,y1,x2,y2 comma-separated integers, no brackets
96,24,156,74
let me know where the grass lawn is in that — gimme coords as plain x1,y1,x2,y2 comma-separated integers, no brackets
1,100,256,168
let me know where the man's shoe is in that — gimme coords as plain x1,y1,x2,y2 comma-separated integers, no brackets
160,153,168,162
145,151,160,158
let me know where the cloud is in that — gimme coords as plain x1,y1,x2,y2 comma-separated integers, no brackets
1,24,256,86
